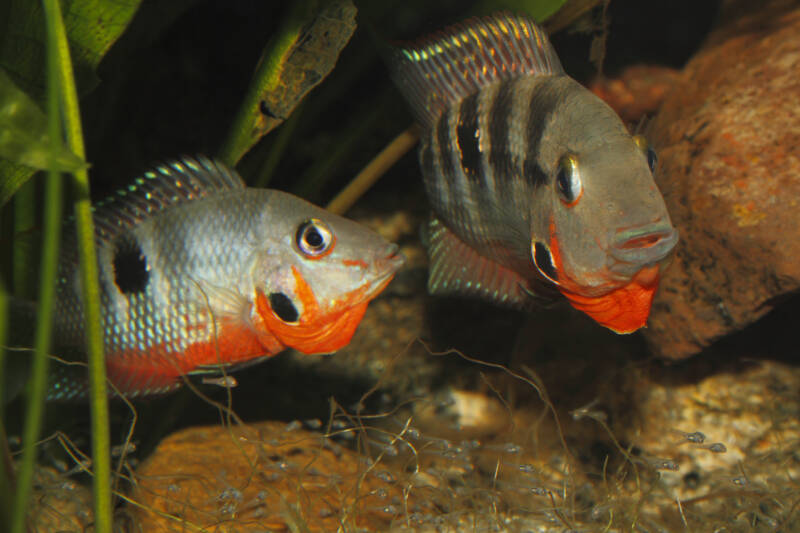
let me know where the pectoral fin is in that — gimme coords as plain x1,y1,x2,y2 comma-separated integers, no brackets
426,218,533,308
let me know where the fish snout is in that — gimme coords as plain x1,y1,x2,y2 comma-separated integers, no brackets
375,243,405,276
608,224,678,271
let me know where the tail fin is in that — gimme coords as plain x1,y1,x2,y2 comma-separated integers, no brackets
2,298,92,403
2,297,37,403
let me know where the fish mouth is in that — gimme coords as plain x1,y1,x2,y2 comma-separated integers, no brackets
362,244,406,301
607,223,678,278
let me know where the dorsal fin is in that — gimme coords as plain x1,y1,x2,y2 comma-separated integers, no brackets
390,13,563,127
91,156,244,243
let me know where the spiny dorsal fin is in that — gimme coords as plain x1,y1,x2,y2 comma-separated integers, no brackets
390,13,563,127
91,156,244,244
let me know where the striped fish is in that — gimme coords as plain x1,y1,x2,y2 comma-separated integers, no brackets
390,13,678,333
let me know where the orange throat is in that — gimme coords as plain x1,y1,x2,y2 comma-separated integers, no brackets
558,265,661,334
256,266,392,354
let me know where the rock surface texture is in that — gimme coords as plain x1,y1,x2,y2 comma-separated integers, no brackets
644,0,800,358
131,421,434,532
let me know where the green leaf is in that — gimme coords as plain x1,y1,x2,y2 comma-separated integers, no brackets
220,0,358,166
472,0,571,22
0,69,88,205
0,0,143,102
0,0,142,206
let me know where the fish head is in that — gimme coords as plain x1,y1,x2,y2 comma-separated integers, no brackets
252,193,404,354
528,83,678,333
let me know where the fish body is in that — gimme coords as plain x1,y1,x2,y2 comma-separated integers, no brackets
45,157,402,399
389,13,677,333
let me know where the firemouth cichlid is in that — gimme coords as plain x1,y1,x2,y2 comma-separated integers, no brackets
389,13,678,333
21,157,403,400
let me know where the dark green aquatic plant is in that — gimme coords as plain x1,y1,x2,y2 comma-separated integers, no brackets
0,69,85,205
0,284,9,529
10,3,67,530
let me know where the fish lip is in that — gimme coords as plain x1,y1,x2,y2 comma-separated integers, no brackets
377,243,405,273
606,225,678,277
363,245,406,300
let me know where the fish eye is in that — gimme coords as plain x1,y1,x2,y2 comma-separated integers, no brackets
633,135,658,172
296,218,335,258
555,154,581,206
532,241,559,284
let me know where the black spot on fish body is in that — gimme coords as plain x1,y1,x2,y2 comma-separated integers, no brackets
269,292,299,323
487,82,515,182
113,235,149,294
456,93,481,180
533,242,558,282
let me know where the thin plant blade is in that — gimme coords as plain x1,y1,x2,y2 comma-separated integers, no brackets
0,283,11,531
9,1,65,528
42,0,113,531
0,68,87,205
0,0,143,100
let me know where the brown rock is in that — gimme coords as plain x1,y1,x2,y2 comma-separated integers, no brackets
589,65,681,125
617,356,800,529
129,421,433,532
27,466,94,532
644,0,800,358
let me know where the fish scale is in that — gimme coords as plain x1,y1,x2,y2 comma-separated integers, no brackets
390,13,678,333
19,156,405,400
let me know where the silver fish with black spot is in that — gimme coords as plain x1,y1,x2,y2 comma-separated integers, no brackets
389,13,678,333
10,157,403,400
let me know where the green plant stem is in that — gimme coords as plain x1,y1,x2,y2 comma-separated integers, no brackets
293,92,389,202
43,1,112,532
253,101,304,188
9,27,64,530
12,181,36,298
0,421,13,530
0,284,11,530
218,2,312,166
0,281,6,424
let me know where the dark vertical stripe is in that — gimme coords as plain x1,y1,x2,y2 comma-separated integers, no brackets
488,81,515,181
434,107,456,189
456,93,481,182
522,79,568,188
524,161,549,187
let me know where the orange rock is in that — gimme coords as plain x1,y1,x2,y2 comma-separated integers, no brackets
643,0,800,358
589,65,681,124
130,421,428,532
